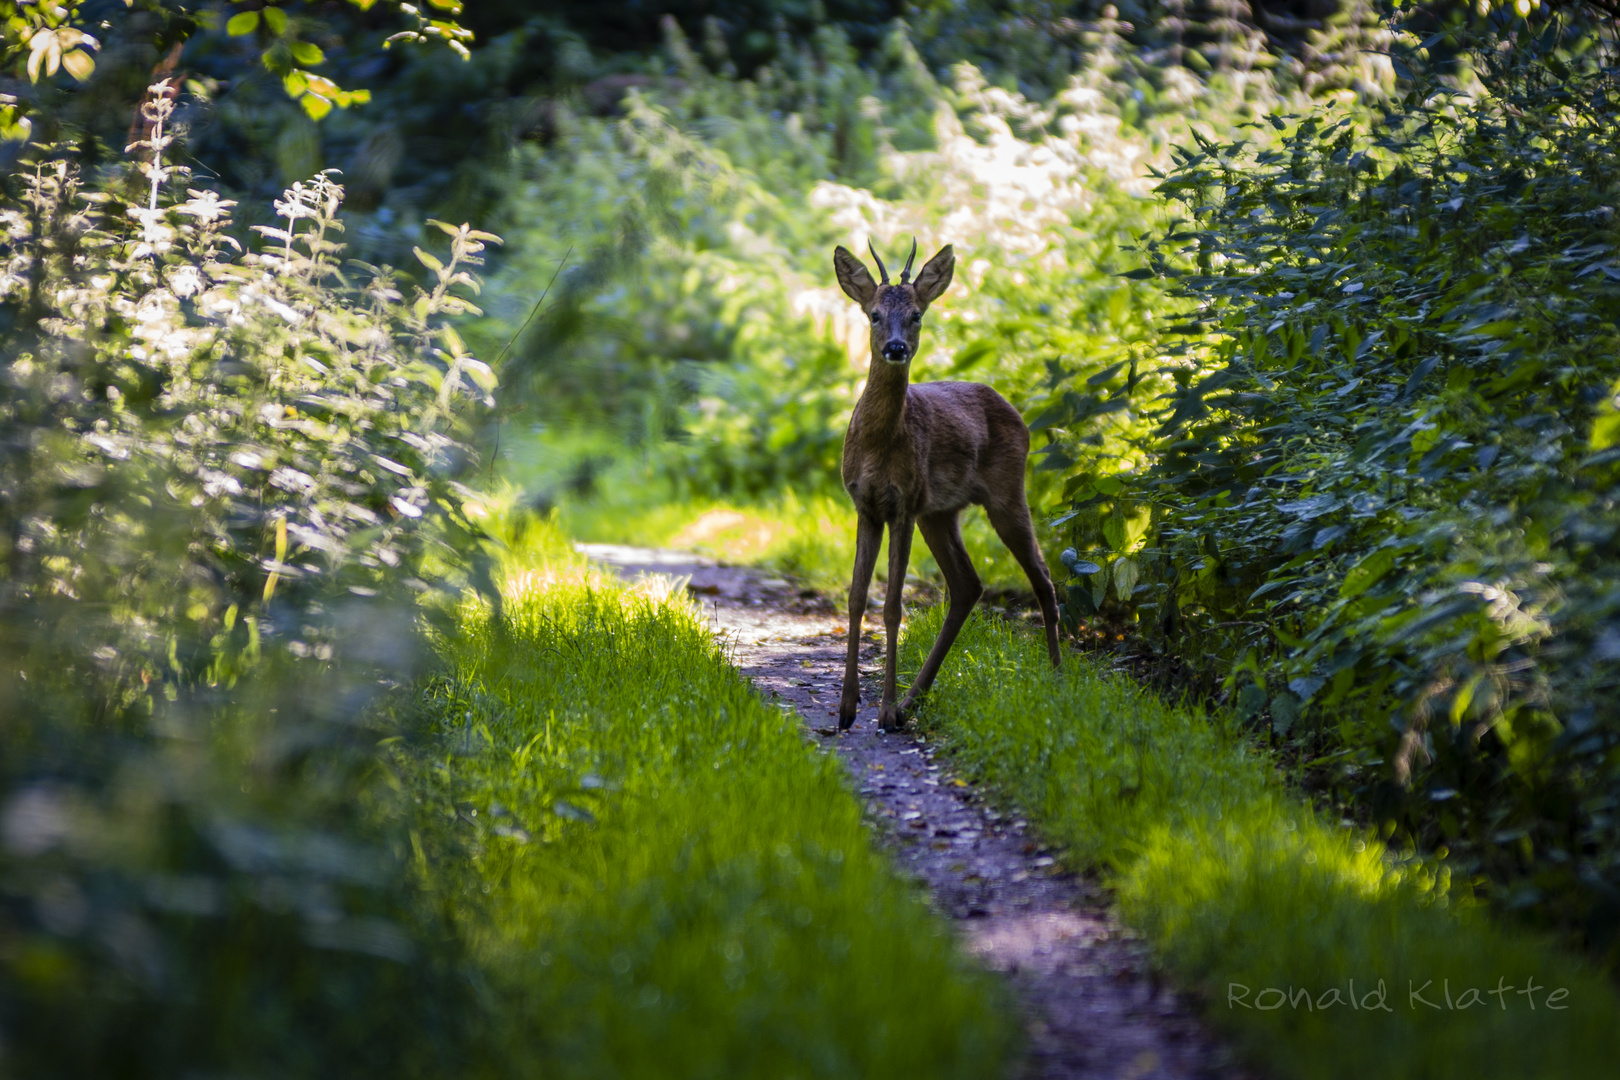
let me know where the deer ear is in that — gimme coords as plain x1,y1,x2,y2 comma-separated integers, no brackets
833,246,878,307
912,244,955,309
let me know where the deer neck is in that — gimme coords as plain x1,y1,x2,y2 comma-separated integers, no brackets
854,357,912,445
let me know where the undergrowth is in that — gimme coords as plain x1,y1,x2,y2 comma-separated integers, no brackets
0,87,496,1076
392,519,1017,1078
899,607,1620,1080
1050,15,1620,954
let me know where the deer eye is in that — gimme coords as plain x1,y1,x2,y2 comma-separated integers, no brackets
869,312,881,324
911,313,923,325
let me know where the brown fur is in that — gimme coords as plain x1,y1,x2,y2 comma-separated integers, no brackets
833,243,1062,731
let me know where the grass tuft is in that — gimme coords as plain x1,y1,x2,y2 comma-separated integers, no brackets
899,606,1620,1080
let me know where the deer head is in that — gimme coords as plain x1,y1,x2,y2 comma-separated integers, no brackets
833,241,956,366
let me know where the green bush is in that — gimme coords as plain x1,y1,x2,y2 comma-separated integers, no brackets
1047,15,1620,957
0,88,495,1074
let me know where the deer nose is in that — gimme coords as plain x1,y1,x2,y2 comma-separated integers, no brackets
882,340,909,362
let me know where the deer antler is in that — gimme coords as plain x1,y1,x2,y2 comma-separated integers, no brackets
899,238,918,284
868,240,889,285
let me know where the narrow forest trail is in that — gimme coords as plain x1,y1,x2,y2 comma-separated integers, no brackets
579,543,1249,1080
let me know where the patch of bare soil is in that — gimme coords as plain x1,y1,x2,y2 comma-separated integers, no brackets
578,543,1248,1080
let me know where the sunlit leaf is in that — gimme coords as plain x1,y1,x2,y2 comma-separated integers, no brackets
413,247,444,273
60,49,94,82
1112,556,1139,600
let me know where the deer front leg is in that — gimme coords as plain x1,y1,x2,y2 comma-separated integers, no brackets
839,513,883,730
878,516,914,731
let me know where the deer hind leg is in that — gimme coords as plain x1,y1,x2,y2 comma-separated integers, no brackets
877,516,914,731
839,513,884,730
902,510,983,714
986,495,1063,668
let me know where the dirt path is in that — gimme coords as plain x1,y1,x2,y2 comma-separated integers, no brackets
580,543,1247,1080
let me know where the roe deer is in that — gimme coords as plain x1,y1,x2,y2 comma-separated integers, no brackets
834,240,1061,731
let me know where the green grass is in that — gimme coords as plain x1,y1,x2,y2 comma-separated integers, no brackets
561,489,1058,599
898,606,1620,1080
396,520,1016,1078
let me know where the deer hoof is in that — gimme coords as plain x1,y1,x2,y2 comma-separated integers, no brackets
878,704,906,732
838,703,858,731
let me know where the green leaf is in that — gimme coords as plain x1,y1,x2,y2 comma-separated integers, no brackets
1340,548,1395,600
951,339,997,373
1271,691,1299,736
1248,578,1295,602
226,11,260,35
1287,676,1325,703
262,6,288,34
1087,360,1128,387
1111,555,1139,600
290,41,325,66
413,247,444,273
261,42,294,73
1236,682,1267,719
461,360,498,392
1059,548,1101,575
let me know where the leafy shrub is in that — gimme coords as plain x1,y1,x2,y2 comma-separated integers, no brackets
1050,16,1620,958
0,84,496,1073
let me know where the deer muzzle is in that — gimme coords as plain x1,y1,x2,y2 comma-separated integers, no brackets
881,340,909,364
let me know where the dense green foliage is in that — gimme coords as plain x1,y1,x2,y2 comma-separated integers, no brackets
1041,14,1620,958
1,0,470,145
401,535,1014,1077
9,0,1620,1074
900,605,1620,1079
0,88,497,1072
